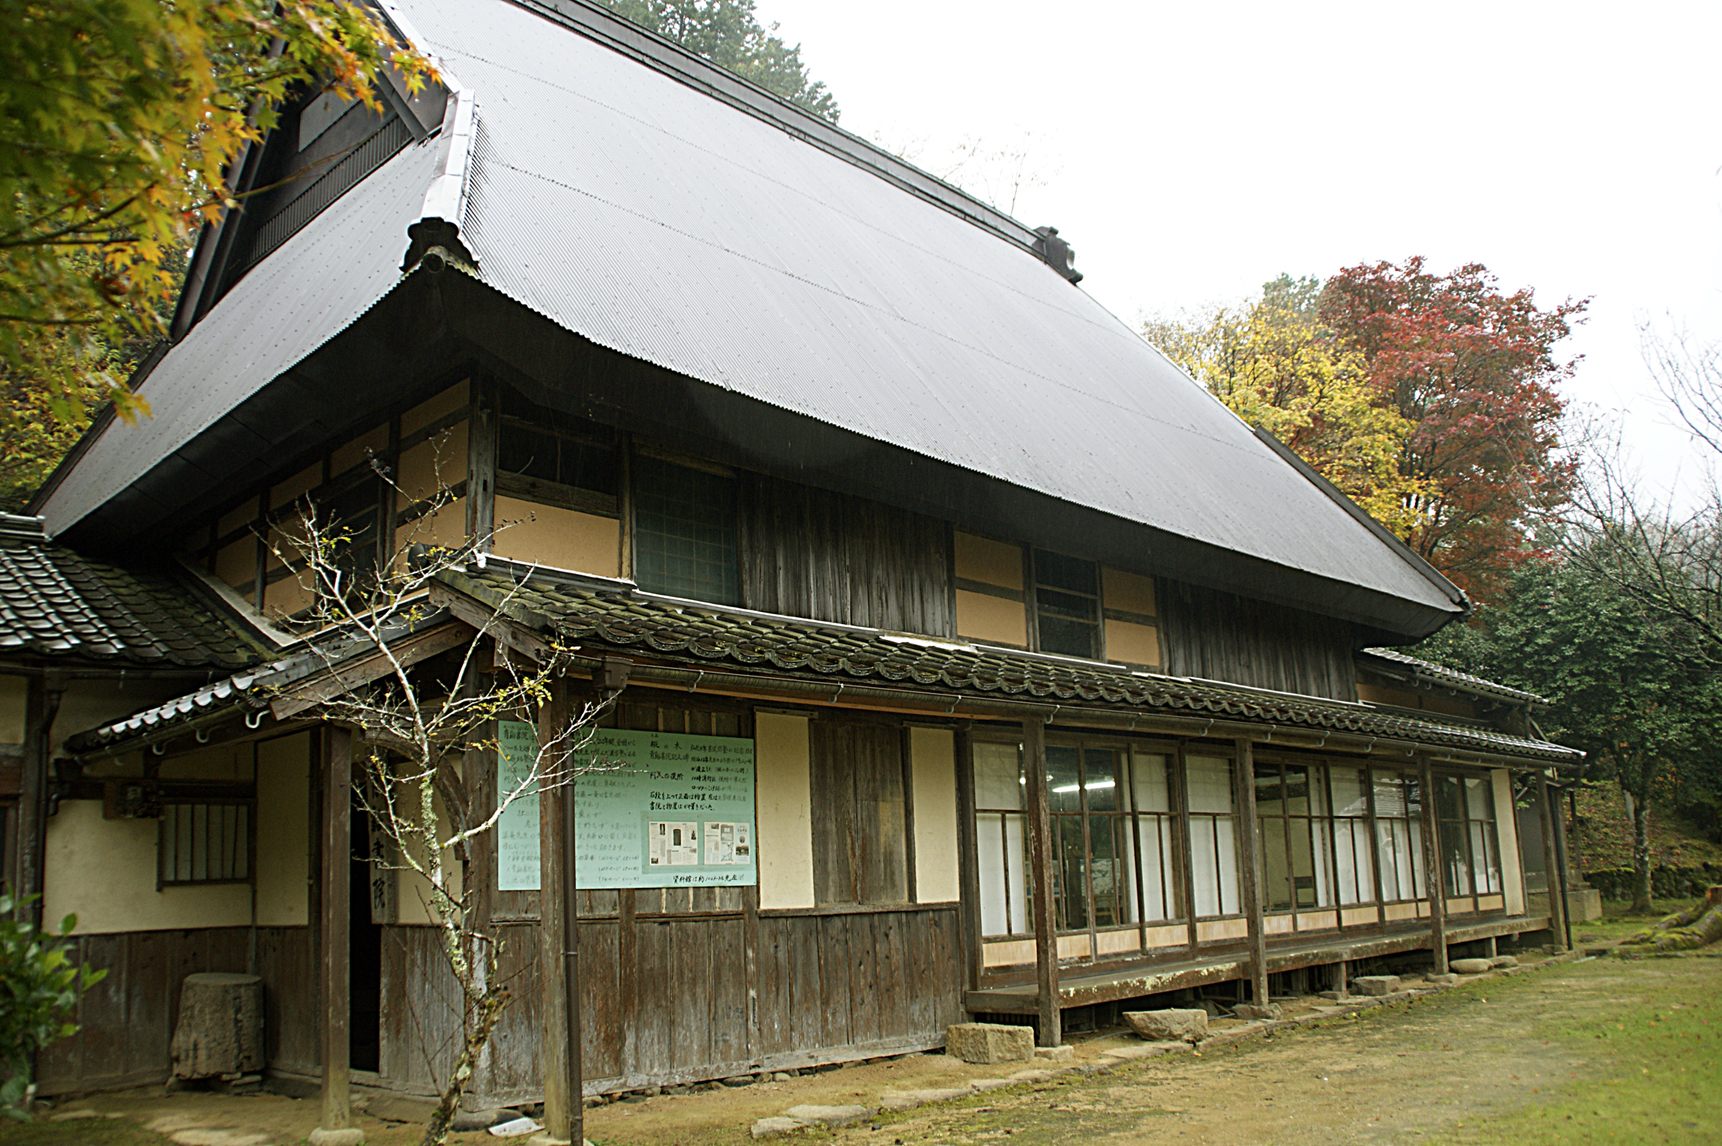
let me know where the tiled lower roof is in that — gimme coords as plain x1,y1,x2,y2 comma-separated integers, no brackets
0,516,261,669
1360,647,1547,706
444,561,1580,765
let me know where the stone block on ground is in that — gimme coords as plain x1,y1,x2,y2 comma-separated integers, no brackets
1123,1008,1208,1043
782,1104,869,1126
880,1087,969,1111
1352,975,1400,997
1450,958,1493,975
171,973,264,1080
1425,972,1459,986
1489,954,1519,969
307,1130,366,1146
945,1022,1035,1064
1234,1003,1282,1021
451,1108,519,1132
1034,1044,1075,1062
751,1119,807,1140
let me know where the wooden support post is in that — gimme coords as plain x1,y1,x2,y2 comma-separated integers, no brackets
1418,759,1449,975
1232,738,1269,1005
1329,959,1348,998
467,378,498,550
1022,717,1061,1047
13,676,51,925
1537,774,1568,950
537,682,582,1143
953,725,984,993
317,725,354,1137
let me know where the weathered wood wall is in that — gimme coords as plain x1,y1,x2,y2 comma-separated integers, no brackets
741,474,951,634
377,905,963,1103
36,927,316,1095
1158,581,1359,701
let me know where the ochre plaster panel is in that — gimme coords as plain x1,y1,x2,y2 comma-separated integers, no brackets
1104,618,1161,667
493,497,621,577
400,380,470,438
909,727,959,903
954,531,1023,590
1101,566,1157,616
756,712,815,910
956,589,1027,647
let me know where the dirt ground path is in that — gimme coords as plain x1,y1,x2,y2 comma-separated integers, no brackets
823,956,1718,1146
19,953,1716,1146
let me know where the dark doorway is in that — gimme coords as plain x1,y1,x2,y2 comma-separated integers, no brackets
350,793,383,1072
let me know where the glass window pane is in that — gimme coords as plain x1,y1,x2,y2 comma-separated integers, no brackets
1254,766,1284,816
1054,816,1088,930
1285,767,1310,815
1373,774,1407,817
1136,818,1175,921
1186,756,1234,812
1034,551,1098,595
1130,752,1171,813
974,742,1024,810
1262,815,1291,910
978,812,1028,936
1331,766,1368,814
1084,749,1120,812
1037,615,1097,659
1045,746,1083,813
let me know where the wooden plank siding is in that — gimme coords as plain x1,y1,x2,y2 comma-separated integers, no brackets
377,906,962,1103
1158,580,1359,702
36,927,317,1096
740,474,952,635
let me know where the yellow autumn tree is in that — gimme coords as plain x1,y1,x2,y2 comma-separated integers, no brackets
2,1,435,425
1144,276,1435,538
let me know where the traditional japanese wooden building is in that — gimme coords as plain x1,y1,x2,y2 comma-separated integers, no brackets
7,0,1579,1131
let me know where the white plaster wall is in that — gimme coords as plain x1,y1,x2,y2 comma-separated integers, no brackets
755,712,814,909
909,726,960,903
1494,769,1526,916
44,801,251,934
255,732,311,926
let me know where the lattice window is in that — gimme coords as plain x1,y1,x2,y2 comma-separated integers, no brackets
159,801,253,887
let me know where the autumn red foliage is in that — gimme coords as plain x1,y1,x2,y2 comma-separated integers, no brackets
1318,258,1585,603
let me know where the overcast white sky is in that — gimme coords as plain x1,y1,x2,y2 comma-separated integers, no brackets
756,0,1722,505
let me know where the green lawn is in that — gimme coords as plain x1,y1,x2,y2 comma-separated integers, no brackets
0,1118,169,1146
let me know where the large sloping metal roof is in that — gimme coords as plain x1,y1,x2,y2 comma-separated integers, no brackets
37,0,1464,633
401,0,1460,619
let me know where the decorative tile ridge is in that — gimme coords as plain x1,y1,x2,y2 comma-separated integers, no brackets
438,565,1582,764
1360,647,1548,707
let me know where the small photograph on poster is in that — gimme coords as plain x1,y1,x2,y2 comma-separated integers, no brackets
648,821,699,866
703,821,734,866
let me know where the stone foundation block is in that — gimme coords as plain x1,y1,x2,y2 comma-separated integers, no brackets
1034,1044,1075,1062
1352,975,1400,996
1450,958,1494,974
946,1022,1035,1064
1425,972,1460,986
1123,1007,1208,1042
1489,954,1519,969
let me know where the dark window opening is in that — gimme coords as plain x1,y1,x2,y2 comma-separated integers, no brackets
1033,550,1100,658
633,457,739,605
497,389,620,511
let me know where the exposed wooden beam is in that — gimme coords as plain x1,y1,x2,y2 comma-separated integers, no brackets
1022,716,1061,1047
1418,758,1449,974
1233,737,1269,1005
270,621,475,720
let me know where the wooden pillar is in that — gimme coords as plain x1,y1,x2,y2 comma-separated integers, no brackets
318,725,354,1134
466,378,498,550
1536,773,1568,950
13,675,51,924
1417,759,1449,975
1232,738,1269,1004
537,682,583,1143
953,725,984,992
1022,717,1061,1047
1328,959,1348,998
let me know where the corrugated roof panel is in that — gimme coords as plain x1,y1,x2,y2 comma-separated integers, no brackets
38,141,445,537
393,0,1454,613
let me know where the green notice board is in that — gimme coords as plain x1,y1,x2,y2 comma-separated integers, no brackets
495,723,756,891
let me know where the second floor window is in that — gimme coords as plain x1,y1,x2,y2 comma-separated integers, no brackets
1032,550,1100,658
633,457,739,605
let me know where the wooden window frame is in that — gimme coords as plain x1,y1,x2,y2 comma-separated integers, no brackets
157,796,255,889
